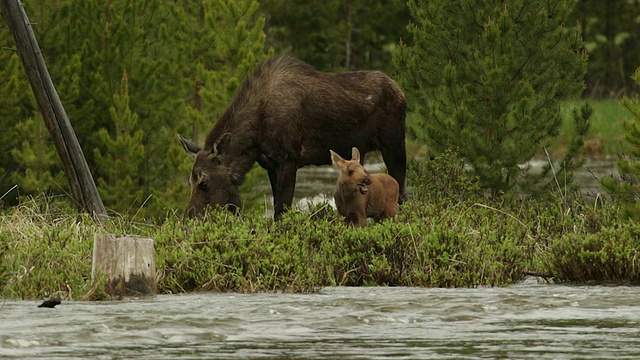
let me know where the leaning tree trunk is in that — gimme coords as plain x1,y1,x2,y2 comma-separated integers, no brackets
0,0,107,222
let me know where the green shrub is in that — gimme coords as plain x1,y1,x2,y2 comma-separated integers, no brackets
546,221,640,283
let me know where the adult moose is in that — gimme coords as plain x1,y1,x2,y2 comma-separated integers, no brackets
179,55,407,220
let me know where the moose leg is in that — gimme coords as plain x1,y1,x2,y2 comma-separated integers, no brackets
268,164,297,220
381,148,407,204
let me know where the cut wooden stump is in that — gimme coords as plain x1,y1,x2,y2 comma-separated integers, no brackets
92,234,156,298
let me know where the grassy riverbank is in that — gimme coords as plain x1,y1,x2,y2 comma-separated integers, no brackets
1,158,637,301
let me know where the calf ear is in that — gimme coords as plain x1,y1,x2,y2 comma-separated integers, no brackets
178,134,202,157
351,147,361,162
330,150,346,170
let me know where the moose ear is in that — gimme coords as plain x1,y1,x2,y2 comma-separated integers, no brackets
178,134,202,158
212,133,232,157
351,147,360,162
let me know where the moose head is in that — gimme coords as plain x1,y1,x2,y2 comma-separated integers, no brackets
179,133,242,218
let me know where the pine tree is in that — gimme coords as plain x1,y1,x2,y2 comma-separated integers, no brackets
601,68,640,220
0,28,36,205
395,0,587,195
168,0,273,213
18,0,187,215
10,114,68,198
93,72,146,215
1,13,69,203
200,0,274,213
42,0,183,207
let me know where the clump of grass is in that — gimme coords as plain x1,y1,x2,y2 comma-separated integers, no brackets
0,196,108,300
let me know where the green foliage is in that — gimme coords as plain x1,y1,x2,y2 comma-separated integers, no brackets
0,196,104,300
396,0,587,195
172,0,273,138
261,0,409,72
569,0,640,96
601,68,640,220
2,1,639,218
11,0,190,215
1,1,273,216
546,220,640,283
0,41,36,206
4,181,640,299
557,99,627,157
10,114,68,196
408,149,483,204
154,211,320,293
205,0,270,98
520,102,592,199
93,73,146,215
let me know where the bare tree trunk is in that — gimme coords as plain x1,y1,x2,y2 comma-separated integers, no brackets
0,0,107,223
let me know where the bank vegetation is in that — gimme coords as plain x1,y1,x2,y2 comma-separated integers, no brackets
1,150,637,301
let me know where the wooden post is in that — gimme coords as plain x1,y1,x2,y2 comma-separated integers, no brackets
92,234,156,297
0,0,107,223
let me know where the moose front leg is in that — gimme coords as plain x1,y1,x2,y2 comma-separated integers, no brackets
268,164,297,220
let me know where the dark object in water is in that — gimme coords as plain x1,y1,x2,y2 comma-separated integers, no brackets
38,297,61,308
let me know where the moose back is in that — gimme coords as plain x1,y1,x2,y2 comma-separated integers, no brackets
179,55,407,220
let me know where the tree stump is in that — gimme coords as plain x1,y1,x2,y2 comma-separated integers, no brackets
92,234,156,297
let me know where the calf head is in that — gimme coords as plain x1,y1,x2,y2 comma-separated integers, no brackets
330,147,371,194
179,134,241,218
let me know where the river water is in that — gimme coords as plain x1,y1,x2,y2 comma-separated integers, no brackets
2,279,640,359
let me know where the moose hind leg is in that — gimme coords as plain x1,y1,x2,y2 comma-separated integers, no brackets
381,147,407,204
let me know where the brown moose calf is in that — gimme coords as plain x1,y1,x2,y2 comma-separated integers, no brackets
330,147,399,227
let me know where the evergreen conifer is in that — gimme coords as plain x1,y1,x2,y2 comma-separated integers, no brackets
601,68,640,220
10,114,67,197
93,72,146,215
396,0,588,195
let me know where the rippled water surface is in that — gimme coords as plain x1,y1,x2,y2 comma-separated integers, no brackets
2,280,640,359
